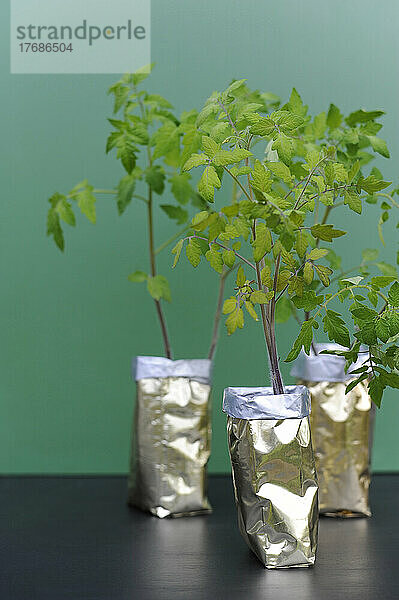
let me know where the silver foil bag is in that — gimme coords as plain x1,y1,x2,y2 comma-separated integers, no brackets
223,385,319,568
291,343,374,517
128,356,212,518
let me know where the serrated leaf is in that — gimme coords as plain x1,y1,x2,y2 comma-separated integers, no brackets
252,223,272,262
117,173,136,215
250,116,276,137
344,190,362,214
307,248,329,260
171,239,184,268
198,166,221,203
128,271,147,282
368,377,384,408
222,249,235,268
202,136,219,158
250,290,273,304
222,298,237,315
272,133,294,164
160,204,188,224
295,231,308,259
311,224,346,242
368,136,390,158
245,301,258,321
76,186,96,224
186,239,202,267
275,296,293,323
206,247,223,273
359,175,391,194
147,275,171,302
225,307,244,335
145,166,165,195
169,173,193,205
266,161,292,184
303,262,314,284
327,103,343,129
376,316,391,342
213,148,252,166
323,310,350,347
236,266,245,287
250,160,273,193
183,153,209,171
388,281,399,306
371,276,397,288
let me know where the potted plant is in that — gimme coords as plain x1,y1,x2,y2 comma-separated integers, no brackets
281,104,398,518
173,79,399,567
45,65,238,518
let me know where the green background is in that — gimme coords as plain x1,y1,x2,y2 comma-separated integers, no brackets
1,0,398,474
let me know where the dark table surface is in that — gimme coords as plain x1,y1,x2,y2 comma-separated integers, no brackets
0,475,398,600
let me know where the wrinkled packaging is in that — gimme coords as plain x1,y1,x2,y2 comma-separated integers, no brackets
291,343,374,517
223,385,319,568
128,356,212,518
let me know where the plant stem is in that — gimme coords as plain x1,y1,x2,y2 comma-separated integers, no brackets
155,225,189,256
147,186,173,359
208,269,228,361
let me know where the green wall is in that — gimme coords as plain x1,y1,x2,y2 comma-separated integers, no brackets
1,0,398,474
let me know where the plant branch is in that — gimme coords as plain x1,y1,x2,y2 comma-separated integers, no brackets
187,235,256,271
208,269,228,361
155,225,189,256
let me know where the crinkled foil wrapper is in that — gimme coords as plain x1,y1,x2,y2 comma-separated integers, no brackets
128,357,212,518
224,386,319,569
292,344,374,518
301,379,374,517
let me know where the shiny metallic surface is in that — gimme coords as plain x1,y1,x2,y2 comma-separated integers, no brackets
128,367,212,518
303,378,374,517
225,385,318,569
223,384,310,420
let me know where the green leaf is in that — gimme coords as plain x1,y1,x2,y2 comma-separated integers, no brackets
151,123,178,160
323,310,350,347
245,301,259,321
376,316,392,342
145,166,165,195
249,116,276,137
346,109,385,127
128,271,148,282
169,173,193,205
225,307,244,335
47,204,65,251
250,160,273,193
75,185,96,224
359,175,391,194
371,276,397,288
117,173,136,215
375,262,397,277
205,247,223,273
252,223,272,262
311,224,346,242
198,166,221,203
223,297,237,314
272,133,294,164
346,374,369,394
266,161,292,184
303,262,314,284
388,282,399,307
275,296,293,323
147,275,171,302
250,290,273,304
182,153,209,171
327,103,343,129
344,190,362,214
55,196,75,226
368,377,384,408
171,239,184,268
307,248,329,260
222,249,235,268
202,136,219,158
362,248,379,262
213,148,252,166
285,320,315,362
236,266,245,287
287,88,308,117
368,136,390,158
295,231,308,259
160,204,188,224
186,238,202,267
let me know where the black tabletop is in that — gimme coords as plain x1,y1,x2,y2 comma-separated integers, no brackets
0,475,398,600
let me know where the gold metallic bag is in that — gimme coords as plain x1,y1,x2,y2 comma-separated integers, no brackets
291,344,374,517
223,385,319,568
128,356,212,518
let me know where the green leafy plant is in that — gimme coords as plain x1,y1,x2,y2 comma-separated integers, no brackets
46,65,232,360
173,79,398,405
